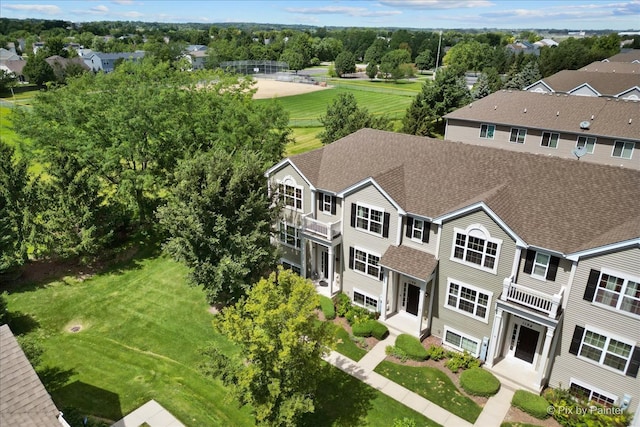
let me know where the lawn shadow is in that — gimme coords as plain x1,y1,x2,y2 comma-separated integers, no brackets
52,380,123,424
38,365,76,393
6,311,40,335
300,363,377,427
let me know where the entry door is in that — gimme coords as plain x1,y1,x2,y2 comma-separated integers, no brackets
320,248,329,279
515,326,539,364
403,283,420,316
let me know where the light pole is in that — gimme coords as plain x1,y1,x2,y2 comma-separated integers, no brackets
434,30,442,79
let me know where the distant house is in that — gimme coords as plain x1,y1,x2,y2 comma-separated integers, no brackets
0,324,70,426
506,40,539,56
524,69,640,99
46,55,90,78
185,44,207,52
32,42,45,54
0,60,27,82
82,51,145,73
185,50,207,70
534,38,559,48
0,48,21,63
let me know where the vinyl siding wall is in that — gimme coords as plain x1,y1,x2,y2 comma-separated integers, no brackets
315,191,343,224
270,164,312,215
401,217,439,256
431,210,516,342
548,247,640,401
515,250,572,296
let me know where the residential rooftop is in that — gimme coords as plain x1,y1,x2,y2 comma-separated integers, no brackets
580,61,639,74
527,69,640,97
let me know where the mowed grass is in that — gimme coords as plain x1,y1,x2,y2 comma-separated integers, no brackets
287,126,323,155
5,253,436,426
375,361,483,423
334,326,368,362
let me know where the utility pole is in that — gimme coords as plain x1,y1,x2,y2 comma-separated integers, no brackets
434,30,442,80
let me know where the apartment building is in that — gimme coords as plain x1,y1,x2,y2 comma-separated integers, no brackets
266,128,640,418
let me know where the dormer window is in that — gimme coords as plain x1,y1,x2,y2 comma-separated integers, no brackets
406,217,430,243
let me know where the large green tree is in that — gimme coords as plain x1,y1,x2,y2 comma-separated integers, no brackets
157,149,279,305
333,51,356,77
318,92,392,144
379,49,412,81
201,268,335,426
22,50,55,86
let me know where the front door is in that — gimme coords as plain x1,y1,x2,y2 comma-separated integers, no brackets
320,248,329,279
515,326,539,364
402,283,420,316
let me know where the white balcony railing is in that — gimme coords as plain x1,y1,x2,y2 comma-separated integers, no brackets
501,278,564,319
302,215,341,240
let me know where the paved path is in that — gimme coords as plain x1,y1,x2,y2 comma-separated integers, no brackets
323,333,515,427
111,399,185,427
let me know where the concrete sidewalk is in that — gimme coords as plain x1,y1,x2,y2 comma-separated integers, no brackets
323,333,515,427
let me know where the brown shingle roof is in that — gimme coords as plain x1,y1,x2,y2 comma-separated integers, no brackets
580,61,639,74
533,69,640,96
606,51,640,63
444,90,640,141
288,128,640,254
380,245,438,280
0,325,60,427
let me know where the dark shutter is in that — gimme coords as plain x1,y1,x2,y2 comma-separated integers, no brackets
379,267,384,281
406,217,414,238
331,196,337,215
422,221,431,243
523,250,535,274
349,247,354,270
583,269,600,302
317,192,323,212
626,347,640,378
350,203,357,227
546,256,559,281
569,326,585,355
382,212,390,238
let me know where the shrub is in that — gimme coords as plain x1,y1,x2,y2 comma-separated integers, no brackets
335,293,351,317
426,344,446,361
459,367,501,397
319,295,335,320
445,351,480,373
352,319,374,337
395,334,428,361
351,334,368,349
370,321,389,340
512,389,550,419
543,387,633,427
345,305,374,325
386,345,408,362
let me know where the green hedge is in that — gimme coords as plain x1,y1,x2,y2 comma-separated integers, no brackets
319,295,336,320
512,390,550,419
352,319,389,340
459,367,500,397
395,334,428,361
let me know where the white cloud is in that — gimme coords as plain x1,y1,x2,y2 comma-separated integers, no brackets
286,6,402,17
91,5,109,13
378,0,494,9
111,0,134,4
3,4,61,15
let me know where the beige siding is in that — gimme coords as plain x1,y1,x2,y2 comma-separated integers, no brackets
445,119,639,170
316,194,343,224
270,163,313,214
548,247,640,401
401,217,438,255
430,210,516,341
515,251,572,296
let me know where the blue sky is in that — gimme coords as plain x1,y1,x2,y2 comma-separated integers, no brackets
1,1,639,31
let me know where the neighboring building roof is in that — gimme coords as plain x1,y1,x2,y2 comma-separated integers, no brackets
0,48,21,62
534,39,559,47
1,59,26,75
526,69,640,97
604,50,640,63
188,50,208,58
89,51,146,60
185,44,207,52
444,90,639,141
380,245,438,280
285,128,639,254
580,61,640,74
45,55,90,71
0,325,61,427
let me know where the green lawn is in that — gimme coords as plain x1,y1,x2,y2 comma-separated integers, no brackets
4,252,436,426
334,326,368,362
287,127,323,155
374,361,483,423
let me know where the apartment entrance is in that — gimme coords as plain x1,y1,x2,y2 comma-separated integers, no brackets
401,282,420,316
507,317,542,365
319,248,329,280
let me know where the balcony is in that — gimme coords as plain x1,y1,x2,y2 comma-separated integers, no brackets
302,214,341,241
501,277,564,319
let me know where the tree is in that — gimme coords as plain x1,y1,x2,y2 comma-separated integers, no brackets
157,149,279,305
443,40,494,73
0,69,17,94
280,50,305,73
333,51,356,77
365,61,378,79
471,67,502,99
379,49,412,81
201,268,335,426
414,49,434,71
22,51,55,86
318,93,392,144
364,38,388,65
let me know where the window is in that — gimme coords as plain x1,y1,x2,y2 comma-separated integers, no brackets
532,252,550,277
279,222,300,248
354,289,378,311
569,379,617,407
576,136,596,154
479,124,495,139
591,270,640,316
322,193,333,213
452,226,501,273
349,247,382,280
412,219,425,240
509,128,526,144
577,328,634,373
281,261,301,275
444,327,480,356
446,280,491,321
278,180,303,211
612,140,634,159
406,217,430,243
541,132,559,148
351,203,389,237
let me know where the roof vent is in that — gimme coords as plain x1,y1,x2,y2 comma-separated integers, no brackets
580,120,591,129
523,108,527,113
591,114,595,120
629,118,633,124
556,111,560,116
494,105,497,110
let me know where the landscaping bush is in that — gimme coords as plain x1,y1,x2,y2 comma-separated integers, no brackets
319,295,336,320
386,345,408,362
512,389,550,419
370,320,389,340
445,350,480,373
351,319,388,340
345,305,374,325
426,344,447,361
335,293,351,317
543,387,633,427
395,334,428,361
459,367,500,397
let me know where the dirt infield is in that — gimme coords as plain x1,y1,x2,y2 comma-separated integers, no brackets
252,78,331,99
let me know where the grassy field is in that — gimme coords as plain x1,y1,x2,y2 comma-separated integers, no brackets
4,251,435,426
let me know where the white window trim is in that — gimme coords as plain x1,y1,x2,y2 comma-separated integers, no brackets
577,324,635,375
278,221,301,249
479,123,495,139
280,259,302,275
354,202,385,237
450,224,502,274
576,136,596,154
322,193,333,213
569,378,618,406
530,251,550,281
352,246,382,280
592,267,640,319
410,218,425,242
611,140,634,159
443,326,481,357
353,288,379,312
540,131,559,149
509,127,526,144
277,175,304,213
444,278,493,323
